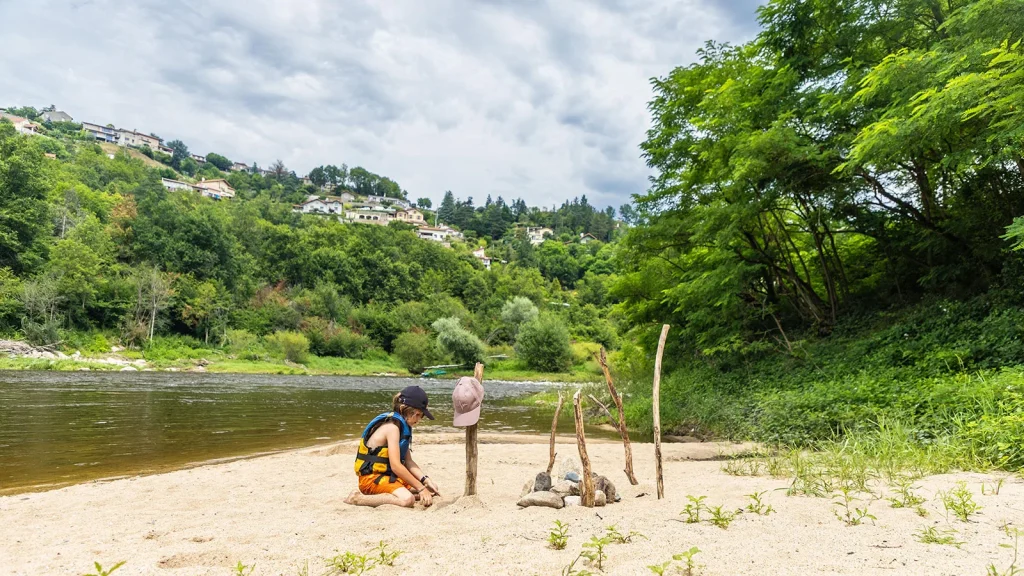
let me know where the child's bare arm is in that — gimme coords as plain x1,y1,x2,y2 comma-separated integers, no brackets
385,426,427,492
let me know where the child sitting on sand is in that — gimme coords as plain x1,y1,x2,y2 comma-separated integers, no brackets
345,385,441,508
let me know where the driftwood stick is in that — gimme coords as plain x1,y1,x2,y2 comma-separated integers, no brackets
587,393,620,433
573,389,596,507
596,348,639,485
652,325,670,499
546,392,566,475
464,362,484,496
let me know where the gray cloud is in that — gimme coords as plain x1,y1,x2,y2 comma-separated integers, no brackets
0,0,761,208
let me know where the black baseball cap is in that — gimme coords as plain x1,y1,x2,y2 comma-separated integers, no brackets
398,385,435,420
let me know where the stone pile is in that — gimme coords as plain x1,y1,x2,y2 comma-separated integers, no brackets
516,456,621,510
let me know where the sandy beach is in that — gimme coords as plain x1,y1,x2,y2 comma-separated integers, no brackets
2,434,1021,575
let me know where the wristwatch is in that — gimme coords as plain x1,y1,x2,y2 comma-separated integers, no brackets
420,475,429,484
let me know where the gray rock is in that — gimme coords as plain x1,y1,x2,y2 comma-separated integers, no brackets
564,471,581,483
521,479,534,498
517,491,564,509
593,475,618,504
550,480,577,497
554,456,581,479
562,496,581,507
533,471,552,492
595,490,607,507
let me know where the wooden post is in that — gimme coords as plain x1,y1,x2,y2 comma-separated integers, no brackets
464,362,484,496
546,392,565,475
573,389,596,507
652,325,670,499
596,348,639,485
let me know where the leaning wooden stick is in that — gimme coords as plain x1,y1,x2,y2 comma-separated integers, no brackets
596,348,638,485
573,389,596,507
546,392,565,475
464,362,484,496
587,393,620,434
652,325,670,499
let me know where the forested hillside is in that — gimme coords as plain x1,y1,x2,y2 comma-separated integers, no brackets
615,0,1024,468
0,120,621,376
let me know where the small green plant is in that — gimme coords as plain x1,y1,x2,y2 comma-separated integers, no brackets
372,541,401,567
549,520,570,550
987,528,1022,576
746,491,775,515
561,552,594,576
681,495,707,523
647,561,672,575
721,458,765,476
833,487,877,526
582,535,613,570
940,481,981,522
82,562,125,576
707,504,739,529
889,477,926,508
673,547,702,576
605,524,647,544
915,526,964,548
232,561,256,576
982,478,1006,496
324,551,373,575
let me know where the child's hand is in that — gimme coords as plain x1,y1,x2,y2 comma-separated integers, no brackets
424,478,440,496
420,490,433,507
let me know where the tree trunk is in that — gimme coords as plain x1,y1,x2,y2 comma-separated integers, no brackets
573,389,595,507
546,393,565,475
653,324,670,499
596,348,639,485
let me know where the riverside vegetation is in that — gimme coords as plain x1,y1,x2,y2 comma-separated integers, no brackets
4,0,1024,478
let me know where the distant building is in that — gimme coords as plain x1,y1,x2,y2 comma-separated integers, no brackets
579,233,599,244
338,192,355,203
346,207,393,225
82,121,119,143
527,227,554,245
394,208,425,224
161,177,199,192
473,247,492,270
230,162,249,172
190,153,206,164
417,226,460,243
44,153,57,159
293,197,343,215
195,178,236,200
0,112,42,136
41,110,73,123
118,129,161,150
366,195,411,209
158,144,174,156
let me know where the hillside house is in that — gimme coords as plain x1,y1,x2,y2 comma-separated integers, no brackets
82,121,119,143
417,225,461,243
579,233,599,244
191,154,206,163
394,208,425,224
118,129,161,150
0,113,42,136
41,110,73,123
293,197,343,215
339,192,355,203
161,177,200,192
158,144,174,156
527,227,554,245
195,178,236,200
473,247,492,270
366,195,411,209
230,162,249,172
346,207,393,225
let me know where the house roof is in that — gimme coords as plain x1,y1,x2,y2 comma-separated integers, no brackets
296,197,341,206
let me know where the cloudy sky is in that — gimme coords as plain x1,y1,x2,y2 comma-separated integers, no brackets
1,0,761,209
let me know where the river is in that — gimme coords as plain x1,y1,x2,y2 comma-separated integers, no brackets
0,371,603,494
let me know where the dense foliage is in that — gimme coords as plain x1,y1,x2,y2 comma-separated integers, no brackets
614,0,1024,467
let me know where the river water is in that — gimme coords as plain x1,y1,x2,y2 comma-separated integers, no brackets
0,371,601,494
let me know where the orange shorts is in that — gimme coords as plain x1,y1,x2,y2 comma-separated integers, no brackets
358,473,409,495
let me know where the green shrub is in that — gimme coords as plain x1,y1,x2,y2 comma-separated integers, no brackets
264,331,310,363
142,335,213,361
225,329,261,359
500,297,538,337
515,315,573,372
432,317,484,365
351,305,402,352
303,317,371,358
394,331,434,373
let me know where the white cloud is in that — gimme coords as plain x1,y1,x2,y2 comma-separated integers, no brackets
0,0,761,208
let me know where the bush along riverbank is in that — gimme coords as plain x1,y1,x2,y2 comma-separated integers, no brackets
0,333,604,382
617,298,1024,472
